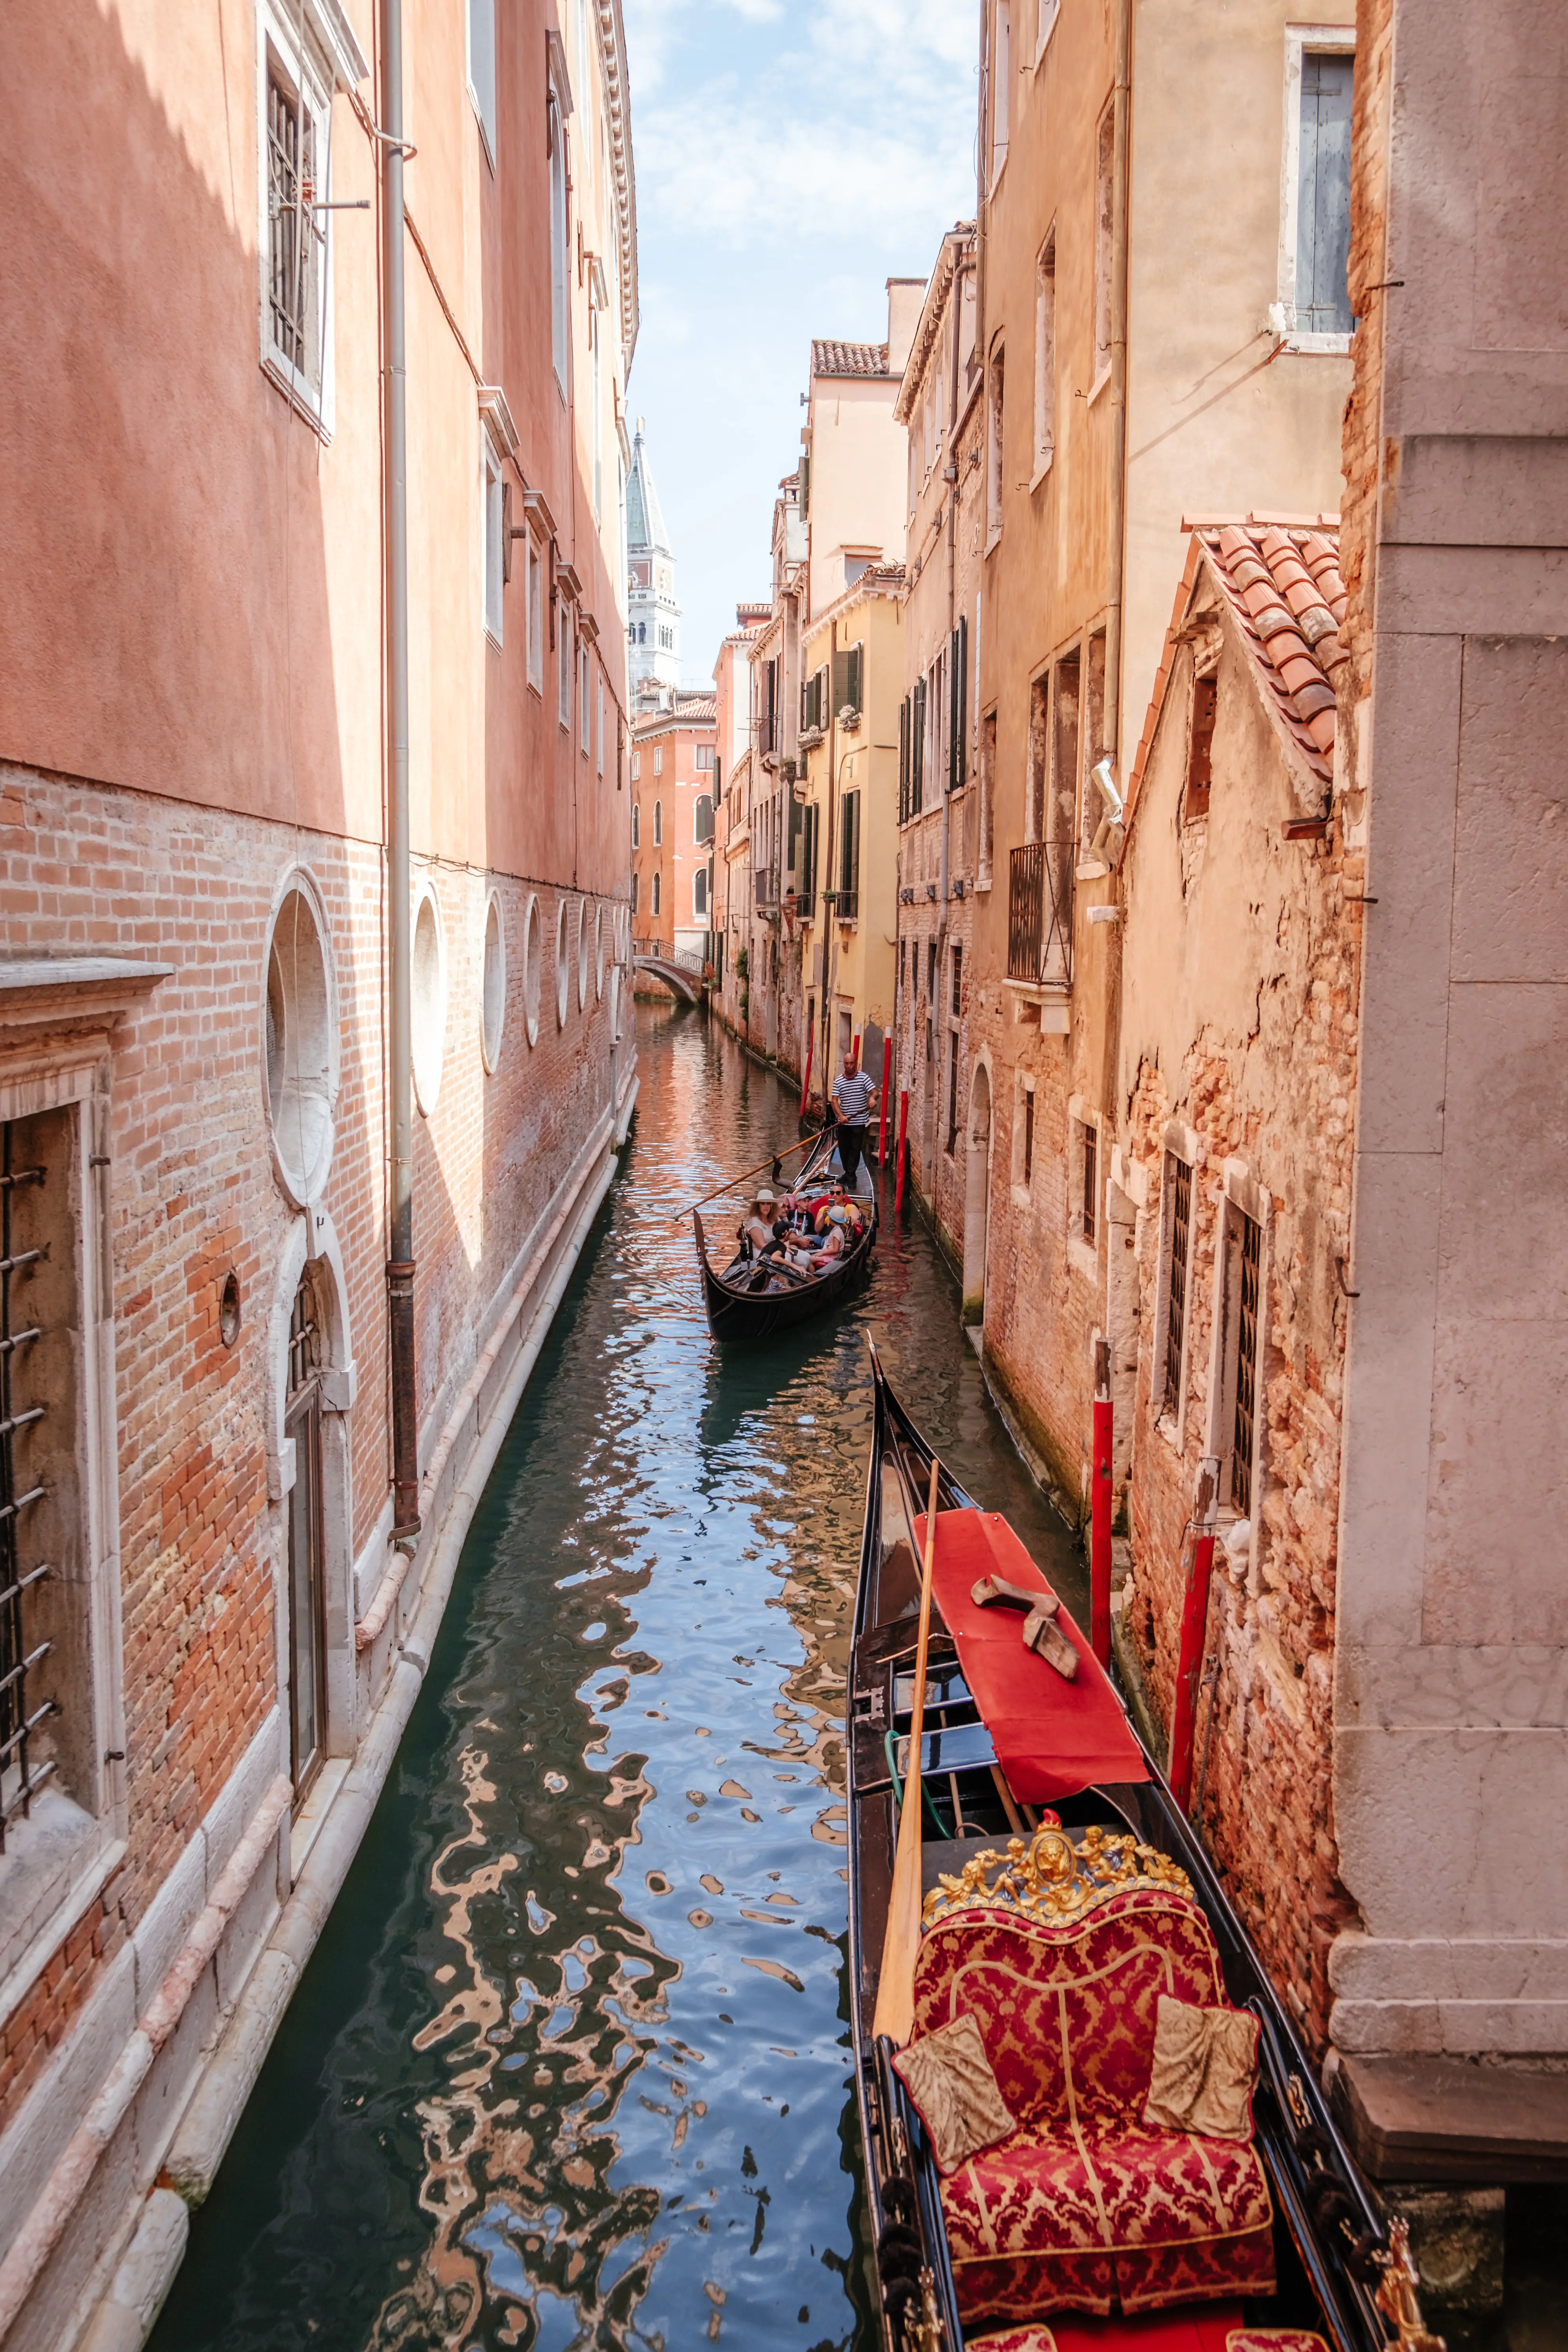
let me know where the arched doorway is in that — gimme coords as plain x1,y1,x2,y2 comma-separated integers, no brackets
963,1062,991,1326
285,1262,328,1800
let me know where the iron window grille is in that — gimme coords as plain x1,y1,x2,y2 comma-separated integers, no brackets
266,56,322,392
0,1122,51,1852
1023,1090,1035,1186
1082,1122,1097,1245
1007,838,1074,991
1231,1210,1262,1515
1163,1152,1193,1418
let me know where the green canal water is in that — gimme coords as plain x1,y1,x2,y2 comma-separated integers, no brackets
149,1001,1083,2352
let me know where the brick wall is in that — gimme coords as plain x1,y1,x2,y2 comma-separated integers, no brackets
0,762,626,2142
1338,0,1395,714
1117,681,1369,2048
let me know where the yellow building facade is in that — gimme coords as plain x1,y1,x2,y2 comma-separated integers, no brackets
793,574,903,1111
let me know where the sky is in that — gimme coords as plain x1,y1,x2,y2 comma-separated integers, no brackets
620,0,978,685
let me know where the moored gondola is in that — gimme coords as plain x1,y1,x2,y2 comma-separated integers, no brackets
694,1125,876,1342
848,1344,1440,2352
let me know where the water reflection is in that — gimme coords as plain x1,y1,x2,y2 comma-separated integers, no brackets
150,1005,1081,2352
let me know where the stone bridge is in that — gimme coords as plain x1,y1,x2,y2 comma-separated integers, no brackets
632,950,704,1006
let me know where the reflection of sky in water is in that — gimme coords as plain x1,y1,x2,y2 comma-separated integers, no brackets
148,1006,1081,2352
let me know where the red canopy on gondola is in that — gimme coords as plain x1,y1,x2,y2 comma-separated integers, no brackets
913,1507,1148,1805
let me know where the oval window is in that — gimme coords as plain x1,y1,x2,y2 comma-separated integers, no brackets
555,898,571,1029
481,892,505,1073
411,883,446,1114
264,879,336,1206
522,893,542,1048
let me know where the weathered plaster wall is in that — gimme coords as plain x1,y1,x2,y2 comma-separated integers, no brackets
1118,600,1365,2046
1330,0,1568,2058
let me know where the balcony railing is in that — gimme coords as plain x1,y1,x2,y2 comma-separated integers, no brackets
1007,839,1074,991
754,866,782,910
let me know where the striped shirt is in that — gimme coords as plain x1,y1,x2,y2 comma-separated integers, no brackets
831,1069,876,1127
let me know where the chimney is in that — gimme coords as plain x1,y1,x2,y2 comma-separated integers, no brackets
886,277,926,377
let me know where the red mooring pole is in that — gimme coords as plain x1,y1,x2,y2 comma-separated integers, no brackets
1090,1338,1113,1667
894,1089,909,1213
877,1037,892,1165
1168,1459,1219,1810
799,1041,813,1122
852,1030,861,1071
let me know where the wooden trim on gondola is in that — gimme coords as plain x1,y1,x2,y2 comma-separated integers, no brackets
847,1347,1426,2352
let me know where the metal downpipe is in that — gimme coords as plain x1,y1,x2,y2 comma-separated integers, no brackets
382,0,419,1539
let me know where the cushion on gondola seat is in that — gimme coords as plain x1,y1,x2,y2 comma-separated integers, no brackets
909,1887,1276,2327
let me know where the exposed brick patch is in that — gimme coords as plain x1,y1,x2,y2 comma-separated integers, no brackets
0,765,626,2140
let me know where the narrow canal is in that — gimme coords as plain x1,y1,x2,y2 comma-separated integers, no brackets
150,1002,1083,2352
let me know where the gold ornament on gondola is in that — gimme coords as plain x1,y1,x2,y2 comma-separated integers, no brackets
921,1821,1193,1931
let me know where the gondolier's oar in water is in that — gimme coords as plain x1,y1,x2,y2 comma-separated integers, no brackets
675,1126,835,1224
873,1455,942,2049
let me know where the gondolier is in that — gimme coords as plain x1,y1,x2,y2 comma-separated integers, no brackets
830,1053,878,1190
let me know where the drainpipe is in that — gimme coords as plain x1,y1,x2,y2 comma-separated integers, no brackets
383,0,419,1540
1104,0,1132,779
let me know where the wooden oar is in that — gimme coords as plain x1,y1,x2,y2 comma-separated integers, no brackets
873,1454,942,2049
675,1127,833,1223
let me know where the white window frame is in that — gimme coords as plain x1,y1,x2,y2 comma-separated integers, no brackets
548,86,569,397
653,745,664,777
1032,227,1057,487
990,0,1011,187
1067,1093,1101,1283
1034,0,1061,67
1203,1161,1270,1566
526,536,544,691
256,0,344,435
1152,1123,1204,1450
693,868,708,923
482,431,505,647
558,596,573,730
579,643,592,754
466,0,497,167
631,750,641,782
985,344,1005,551
1276,25,1358,356
1090,102,1114,403
0,1052,125,2007
597,673,605,776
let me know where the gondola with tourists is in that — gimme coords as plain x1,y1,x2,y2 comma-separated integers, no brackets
848,1344,1440,2352
691,1122,877,1342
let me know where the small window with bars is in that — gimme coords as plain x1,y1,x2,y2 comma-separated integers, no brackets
1162,1150,1193,1419
1081,1119,1098,1245
0,1122,51,1852
1230,1209,1262,1514
265,45,325,401
1185,671,1217,822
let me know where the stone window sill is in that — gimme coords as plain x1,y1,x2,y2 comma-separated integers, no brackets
0,1789,125,2021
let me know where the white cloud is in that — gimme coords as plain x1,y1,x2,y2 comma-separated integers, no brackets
619,0,976,676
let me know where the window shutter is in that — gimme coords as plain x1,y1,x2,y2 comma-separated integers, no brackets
913,676,926,812
849,641,864,714
899,696,910,822
957,612,969,788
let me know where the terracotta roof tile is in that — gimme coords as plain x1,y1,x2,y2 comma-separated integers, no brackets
812,338,890,379
1193,517,1347,786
